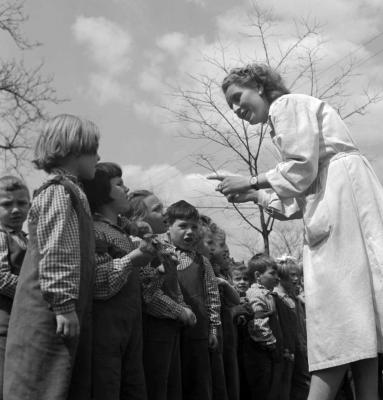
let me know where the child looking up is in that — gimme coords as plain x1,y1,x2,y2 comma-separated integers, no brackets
244,254,282,400
0,176,29,399
83,163,159,400
4,114,100,400
128,190,196,400
166,200,221,400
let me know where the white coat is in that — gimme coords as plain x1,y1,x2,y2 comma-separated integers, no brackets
258,94,383,371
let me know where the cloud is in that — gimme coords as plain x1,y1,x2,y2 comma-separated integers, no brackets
157,32,187,55
72,16,133,103
72,16,132,75
185,0,206,7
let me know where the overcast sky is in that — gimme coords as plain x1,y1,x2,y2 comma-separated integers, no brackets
2,0,383,259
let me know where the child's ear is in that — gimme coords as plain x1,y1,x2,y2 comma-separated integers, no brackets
253,271,260,282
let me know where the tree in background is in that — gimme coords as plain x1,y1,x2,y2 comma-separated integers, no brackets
0,0,60,172
169,1,382,255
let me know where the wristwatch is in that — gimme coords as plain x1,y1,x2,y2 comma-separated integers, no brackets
249,175,259,190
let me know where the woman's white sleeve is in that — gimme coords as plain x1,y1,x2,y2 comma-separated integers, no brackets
257,189,303,220
266,96,321,198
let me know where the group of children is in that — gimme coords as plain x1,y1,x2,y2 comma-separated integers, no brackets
0,113,317,399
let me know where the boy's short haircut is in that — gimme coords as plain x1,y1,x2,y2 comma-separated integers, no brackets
33,114,100,173
276,255,301,281
82,162,122,213
247,253,277,284
127,190,154,221
0,176,29,196
165,200,199,225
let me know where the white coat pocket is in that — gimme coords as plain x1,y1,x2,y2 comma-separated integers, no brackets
303,193,332,247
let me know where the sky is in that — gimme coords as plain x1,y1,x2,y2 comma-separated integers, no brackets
1,0,383,259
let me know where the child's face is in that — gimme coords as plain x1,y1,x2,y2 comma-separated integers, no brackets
0,188,30,231
232,270,249,294
257,266,279,291
76,152,100,180
109,176,130,214
143,195,167,234
211,236,230,268
281,268,301,295
168,218,199,251
202,230,216,258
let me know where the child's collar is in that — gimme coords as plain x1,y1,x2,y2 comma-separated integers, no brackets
49,168,79,185
93,213,124,232
0,223,25,235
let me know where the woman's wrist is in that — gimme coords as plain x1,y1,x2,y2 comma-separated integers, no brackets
256,173,270,189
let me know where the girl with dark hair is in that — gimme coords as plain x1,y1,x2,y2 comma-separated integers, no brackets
83,162,159,400
211,63,383,400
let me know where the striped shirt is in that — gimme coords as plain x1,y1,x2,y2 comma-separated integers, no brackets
29,173,90,315
0,227,27,298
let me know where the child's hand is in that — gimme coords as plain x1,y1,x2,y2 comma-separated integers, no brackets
56,311,80,339
136,221,153,238
208,333,218,350
129,247,155,267
179,307,197,326
216,277,227,286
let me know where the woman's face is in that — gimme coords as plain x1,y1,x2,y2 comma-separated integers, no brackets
142,194,167,234
225,83,270,125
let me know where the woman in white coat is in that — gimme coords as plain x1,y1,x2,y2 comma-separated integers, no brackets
211,64,383,400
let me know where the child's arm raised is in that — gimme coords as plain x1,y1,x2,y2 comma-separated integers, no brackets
93,231,155,300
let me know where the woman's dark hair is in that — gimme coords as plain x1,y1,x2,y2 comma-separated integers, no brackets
165,200,199,225
82,162,122,213
222,63,290,107
247,253,277,284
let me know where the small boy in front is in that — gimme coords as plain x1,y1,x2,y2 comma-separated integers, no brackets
166,200,221,400
0,176,29,398
244,254,282,400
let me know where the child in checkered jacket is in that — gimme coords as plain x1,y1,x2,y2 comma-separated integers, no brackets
82,162,161,400
4,114,100,400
